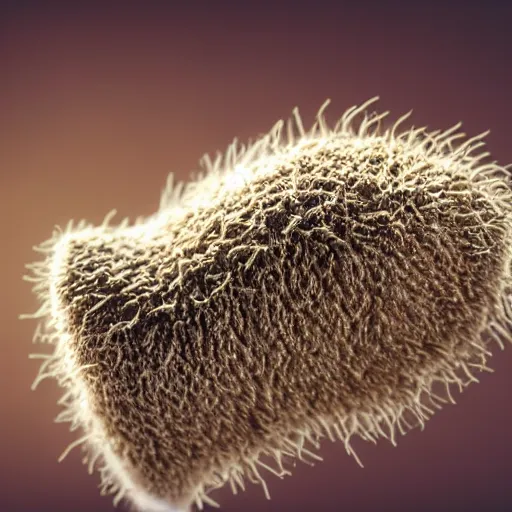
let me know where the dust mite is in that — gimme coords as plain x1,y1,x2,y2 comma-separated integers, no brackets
23,97,512,512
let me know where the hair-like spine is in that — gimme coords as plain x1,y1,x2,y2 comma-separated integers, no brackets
22,97,512,511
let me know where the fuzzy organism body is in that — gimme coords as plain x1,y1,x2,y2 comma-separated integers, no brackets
24,98,512,511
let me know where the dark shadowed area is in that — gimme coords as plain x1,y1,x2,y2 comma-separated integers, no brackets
2,1,511,511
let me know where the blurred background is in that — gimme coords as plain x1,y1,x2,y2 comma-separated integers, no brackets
2,1,512,511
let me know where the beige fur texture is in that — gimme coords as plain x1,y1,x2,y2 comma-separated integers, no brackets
23,98,512,511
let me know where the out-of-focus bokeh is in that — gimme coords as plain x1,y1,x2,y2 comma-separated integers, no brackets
2,1,512,511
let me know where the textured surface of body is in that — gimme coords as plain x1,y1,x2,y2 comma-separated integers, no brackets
25,99,512,511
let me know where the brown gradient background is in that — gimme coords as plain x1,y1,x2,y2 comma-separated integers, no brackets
2,1,512,511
